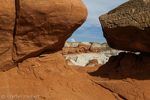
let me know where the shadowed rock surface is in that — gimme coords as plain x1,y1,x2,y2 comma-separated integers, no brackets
89,52,150,100
99,0,150,53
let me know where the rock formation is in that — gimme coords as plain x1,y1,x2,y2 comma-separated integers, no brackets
89,52,150,100
86,59,98,67
63,42,123,66
0,51,118,100
13,0,88,62
65,42,110,48
63,42,123,55
66,59,74,65
2,0,150,99
0,0,87,71
99,0,150,53
90,0,150,99
0,0,16,71
65,53,108,66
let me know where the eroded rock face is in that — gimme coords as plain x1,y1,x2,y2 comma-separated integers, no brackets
0,0,87,71
0,0,16,71
13,0,87,62
99,0,150,53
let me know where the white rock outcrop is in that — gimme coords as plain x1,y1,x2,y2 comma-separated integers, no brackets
64,42,140,67
65,53,108,66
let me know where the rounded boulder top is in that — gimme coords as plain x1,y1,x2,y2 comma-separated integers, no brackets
0,0,88,71
99,0,150,53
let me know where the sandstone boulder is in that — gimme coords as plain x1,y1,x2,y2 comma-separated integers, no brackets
99,0,150,53
86,59,98,67
13,0,87,62
66,59,75,66
0,0,16,71
0,0,87,71
89,44,94,52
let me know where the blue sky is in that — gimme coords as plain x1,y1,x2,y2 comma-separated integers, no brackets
67,0,128,43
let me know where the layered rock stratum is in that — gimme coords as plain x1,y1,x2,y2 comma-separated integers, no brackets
99,0,150,53
0,0,87,71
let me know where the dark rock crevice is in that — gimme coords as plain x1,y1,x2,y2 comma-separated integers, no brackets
13,0,20,62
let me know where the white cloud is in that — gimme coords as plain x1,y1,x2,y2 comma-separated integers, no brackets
70,38,76,42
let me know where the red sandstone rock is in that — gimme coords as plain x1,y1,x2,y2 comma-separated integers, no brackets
62,44,103,55
86,59,98,67
0,52,117,100
89,45,94,52
89,52,150,100
71,64,103,73
0,0,16,71
99,0,150,53
66,59,74,65
13,0,88,62
2,0,150,99
0,0,87,71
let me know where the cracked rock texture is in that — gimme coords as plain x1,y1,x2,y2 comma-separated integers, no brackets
0,0,87,71
99,0,150,53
